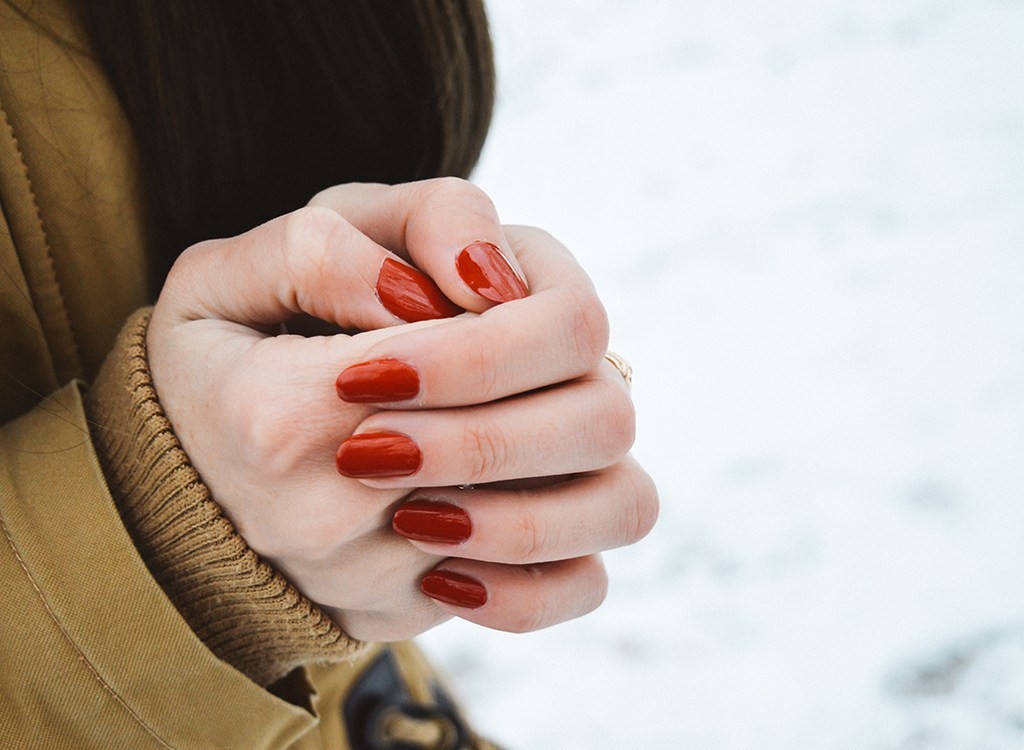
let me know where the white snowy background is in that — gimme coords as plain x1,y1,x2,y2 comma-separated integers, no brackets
419,0,1024,747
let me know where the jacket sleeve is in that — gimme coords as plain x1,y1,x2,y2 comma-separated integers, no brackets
83,308,364,687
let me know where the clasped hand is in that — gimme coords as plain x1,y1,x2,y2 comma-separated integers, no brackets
148,178,658,642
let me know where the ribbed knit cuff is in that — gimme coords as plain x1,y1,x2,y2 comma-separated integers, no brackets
84,308,364,686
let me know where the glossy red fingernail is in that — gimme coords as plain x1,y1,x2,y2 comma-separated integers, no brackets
421,570,487,609
455,241,528,303
393,500,471,544
335,432,422,478
336,359,420,403
376,258,462,322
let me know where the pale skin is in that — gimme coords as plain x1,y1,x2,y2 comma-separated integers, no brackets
148,178,659,642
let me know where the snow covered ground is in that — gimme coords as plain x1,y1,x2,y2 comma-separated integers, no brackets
419,1,1024,747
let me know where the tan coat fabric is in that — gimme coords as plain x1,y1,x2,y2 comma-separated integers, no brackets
0,2,491,748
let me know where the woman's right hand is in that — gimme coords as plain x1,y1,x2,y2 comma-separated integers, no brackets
147,179,657,642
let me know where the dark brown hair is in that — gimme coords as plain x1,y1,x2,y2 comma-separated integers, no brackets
73,0,495,294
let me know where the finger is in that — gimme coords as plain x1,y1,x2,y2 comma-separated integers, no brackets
272,529,453,643
310,178,528,311
389,456,658,564
335,226,610,407
334,366,635,487
418,556,609,632
158,206,461,330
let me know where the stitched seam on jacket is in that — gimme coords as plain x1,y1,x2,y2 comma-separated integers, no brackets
0,510,173,749
0,93,85,383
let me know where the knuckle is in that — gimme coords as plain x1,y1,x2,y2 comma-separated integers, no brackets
422,175,470,195
462,419,511,484
230,388,304,481
585,564,610,613
461,330,503,401
306,186,332,208
162,239,215,296
254,501,364,565
511,513,548,565
507,585,550,634
508,224,557,254
241,422,296,481
283,205,344,247
583,381,636,467
288,516,347,560
164,241,200,278
420,177,499,224
306,184,345,209
560,286,610,371
422,175,485,203
282,207,347,273
623,469,660,545
605,387,637,458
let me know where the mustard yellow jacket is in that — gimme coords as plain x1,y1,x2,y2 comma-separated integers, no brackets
0,2,492,748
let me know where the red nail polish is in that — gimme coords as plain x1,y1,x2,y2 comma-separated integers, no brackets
376,258,462,322
336,359,420,403
455,241,528,303
393,500,472,544
421,570,487,609
335,432,422,478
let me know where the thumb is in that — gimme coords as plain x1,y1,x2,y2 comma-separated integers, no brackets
157,206,459,331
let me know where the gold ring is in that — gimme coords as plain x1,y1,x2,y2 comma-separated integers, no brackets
603,351,633,389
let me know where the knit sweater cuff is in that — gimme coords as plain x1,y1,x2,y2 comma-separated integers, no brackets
85,308,364,686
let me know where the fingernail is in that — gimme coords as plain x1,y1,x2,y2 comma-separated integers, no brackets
336,359,420,403
455,241,528,303
376,258,463,322
393,500,472,544
421,570,487,609
335,431,422,478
